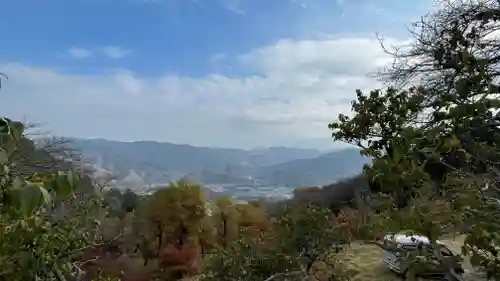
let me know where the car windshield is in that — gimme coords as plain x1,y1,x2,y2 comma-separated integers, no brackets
438,245,454,256
421,244,454,256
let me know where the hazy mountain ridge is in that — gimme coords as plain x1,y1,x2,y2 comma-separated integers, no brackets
71,138,369,197
254,150,371,187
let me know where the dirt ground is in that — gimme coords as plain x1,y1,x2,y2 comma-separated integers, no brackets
340,234,486,281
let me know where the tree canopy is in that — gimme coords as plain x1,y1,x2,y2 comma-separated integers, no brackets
329,0,500,278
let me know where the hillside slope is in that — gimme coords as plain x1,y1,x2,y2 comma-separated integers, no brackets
71,139,323,182
256,149,370,187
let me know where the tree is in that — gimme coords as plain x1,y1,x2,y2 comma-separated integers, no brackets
212,196,239,247
210,197,272,249
104,188,139,221
130,200,157,266
131,179,208,279
235,202,271,235
329,0,500,279
373,0,500,179
103,187,126,218
198,211,217,255
121,188,139,213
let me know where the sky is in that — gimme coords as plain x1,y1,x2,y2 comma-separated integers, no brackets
0,0,439,150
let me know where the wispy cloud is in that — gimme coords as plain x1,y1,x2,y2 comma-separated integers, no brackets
291,0,309,9
223,0,246,15
101,46,132,59
65,46,132,60
210,53,228,72
67,47,93,59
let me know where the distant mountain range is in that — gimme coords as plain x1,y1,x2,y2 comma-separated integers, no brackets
69,138,370,199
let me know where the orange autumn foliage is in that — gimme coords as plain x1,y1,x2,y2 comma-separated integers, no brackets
158,242,202,278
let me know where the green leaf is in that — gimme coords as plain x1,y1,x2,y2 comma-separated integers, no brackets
8,181,23,208
11,176,23,190
52,172,73,199
39,185,52,206
0,148,8,164
19,183,51,218
6,177,26,210
66,169,80,190
9,121,24,141
391,142,402,164
0,117,12,135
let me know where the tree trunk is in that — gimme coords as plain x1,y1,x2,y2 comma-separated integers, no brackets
157,224,163,254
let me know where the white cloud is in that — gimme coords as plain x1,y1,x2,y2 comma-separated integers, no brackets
100,46,132,59
222,0,246,15
290,0,309,9
239,37,397,77
2,35,407,149
65,46,132,59
67,47,93,59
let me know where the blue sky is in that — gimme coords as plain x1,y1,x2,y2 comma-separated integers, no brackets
0,0,435,149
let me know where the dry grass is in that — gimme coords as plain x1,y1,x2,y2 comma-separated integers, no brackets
340,234,486,281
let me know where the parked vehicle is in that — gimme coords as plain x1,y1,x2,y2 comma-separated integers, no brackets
381,232,464,279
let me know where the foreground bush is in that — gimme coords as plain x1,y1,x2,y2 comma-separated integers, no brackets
0,117,106,280
202,204,354,281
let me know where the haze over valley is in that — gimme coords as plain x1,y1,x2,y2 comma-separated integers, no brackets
71,138,370,200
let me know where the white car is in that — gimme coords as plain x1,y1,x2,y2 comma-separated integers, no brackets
381,233,464,279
